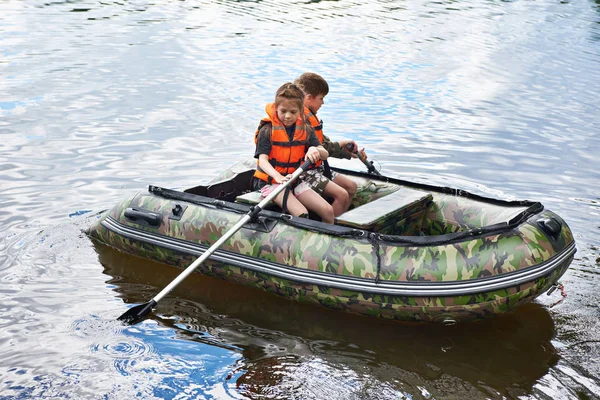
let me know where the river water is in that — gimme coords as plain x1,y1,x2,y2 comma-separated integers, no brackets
1,0,599,399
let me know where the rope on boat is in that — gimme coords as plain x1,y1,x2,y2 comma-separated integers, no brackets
548,282,567,308
279,215,366,237
377,222,511,246
148,185,544,245
370,233,382,283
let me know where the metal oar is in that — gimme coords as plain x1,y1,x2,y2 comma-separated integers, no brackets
345,143,381,176
117,159,313,324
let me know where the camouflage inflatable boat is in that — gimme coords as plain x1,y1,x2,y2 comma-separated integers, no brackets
87,160,576,322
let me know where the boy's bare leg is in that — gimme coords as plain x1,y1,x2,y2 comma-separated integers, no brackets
322,180,350,216
297,189,335,224
333,174,357,199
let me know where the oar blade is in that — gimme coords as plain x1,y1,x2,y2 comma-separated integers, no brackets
117,300,157,324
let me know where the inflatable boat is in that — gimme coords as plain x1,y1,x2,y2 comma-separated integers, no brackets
87,160,576,322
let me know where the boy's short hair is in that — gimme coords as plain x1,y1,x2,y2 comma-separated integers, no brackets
293,72,329,97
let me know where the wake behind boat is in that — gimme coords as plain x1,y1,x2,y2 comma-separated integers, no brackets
87,159,576,322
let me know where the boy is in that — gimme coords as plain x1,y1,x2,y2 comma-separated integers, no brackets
293,72,367,213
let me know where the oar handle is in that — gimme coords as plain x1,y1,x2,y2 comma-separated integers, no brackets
344,143,381,176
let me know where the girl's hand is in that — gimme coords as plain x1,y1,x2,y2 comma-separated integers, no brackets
274,174,289,184
305,147,320,163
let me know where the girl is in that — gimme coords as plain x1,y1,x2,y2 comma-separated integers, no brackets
252,82,336,224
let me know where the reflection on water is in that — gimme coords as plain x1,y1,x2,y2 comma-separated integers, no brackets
2,0,600,398
98,242,559,398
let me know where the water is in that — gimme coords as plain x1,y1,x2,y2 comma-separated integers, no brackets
1,0,599,398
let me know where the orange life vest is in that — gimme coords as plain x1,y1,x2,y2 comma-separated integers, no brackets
303,106,323,168
254,103,309,183
304,106,324,142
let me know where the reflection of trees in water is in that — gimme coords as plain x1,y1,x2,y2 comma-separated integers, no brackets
594,0,600,42
229,301,558,399
98,242,557,399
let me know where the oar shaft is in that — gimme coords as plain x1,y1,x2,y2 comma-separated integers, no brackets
344,143,381,176
118,159,313,323
150,160,311,304
152,213,251,303
359,154,382,176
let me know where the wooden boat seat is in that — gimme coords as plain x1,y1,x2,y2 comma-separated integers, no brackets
336,187,433,234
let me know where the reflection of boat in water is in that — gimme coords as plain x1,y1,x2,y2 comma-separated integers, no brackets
87,160,576,322
97,242,559,397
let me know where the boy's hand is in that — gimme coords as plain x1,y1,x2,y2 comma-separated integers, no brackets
340,140,357,153
342,141,367,160
357,148,367,160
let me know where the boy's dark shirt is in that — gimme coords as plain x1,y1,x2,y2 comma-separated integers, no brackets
309,112,353,159
321,134,352,159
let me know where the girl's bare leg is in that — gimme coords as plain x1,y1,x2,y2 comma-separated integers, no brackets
273,190,308,217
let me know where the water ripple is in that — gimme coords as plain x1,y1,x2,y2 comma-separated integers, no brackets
2,0,600,398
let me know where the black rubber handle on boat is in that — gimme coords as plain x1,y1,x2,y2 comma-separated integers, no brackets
116,158,314,325
344,143,382,176
124,208,162,227
538,217,561,238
